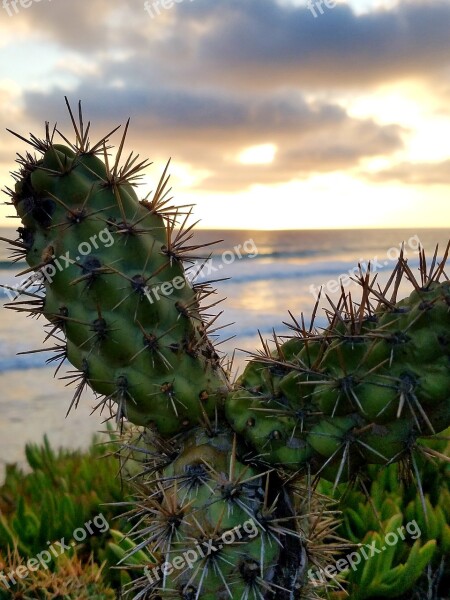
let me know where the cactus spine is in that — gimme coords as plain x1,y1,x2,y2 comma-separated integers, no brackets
2,100,449,599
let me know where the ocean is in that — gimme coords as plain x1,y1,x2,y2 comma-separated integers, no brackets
0,226,448,482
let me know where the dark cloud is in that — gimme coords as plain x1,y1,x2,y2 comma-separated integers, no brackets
11,0,450,89
186,0,450,87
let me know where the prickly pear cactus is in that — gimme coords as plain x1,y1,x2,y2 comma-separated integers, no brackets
2,99,449,600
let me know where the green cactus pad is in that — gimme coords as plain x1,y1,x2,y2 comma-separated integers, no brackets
226,269,450,484
5,103,228,436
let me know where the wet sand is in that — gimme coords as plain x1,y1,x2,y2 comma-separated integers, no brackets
0,367,109,484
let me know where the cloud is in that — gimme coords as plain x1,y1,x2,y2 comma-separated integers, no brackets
6,0,450,90
367,159,450,185
176,0,450,89
0,0,445,198
2,0,120,49
21,87,405,191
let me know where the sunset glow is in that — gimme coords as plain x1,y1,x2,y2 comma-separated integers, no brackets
238,144,277,165
0,0,449,229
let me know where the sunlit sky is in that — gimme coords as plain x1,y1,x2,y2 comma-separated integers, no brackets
0,0,450,229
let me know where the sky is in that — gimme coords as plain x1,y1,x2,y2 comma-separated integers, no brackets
0,0,450,230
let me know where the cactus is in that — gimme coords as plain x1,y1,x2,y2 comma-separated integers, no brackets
4,102,227,435
226,275,450,486
116,426,312,599
2,99,449,599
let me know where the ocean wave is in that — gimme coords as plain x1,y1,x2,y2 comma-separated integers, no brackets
0,250,325,270
0,260,25,270
195,258,421,286
0,256,421,299
0,353,55,372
